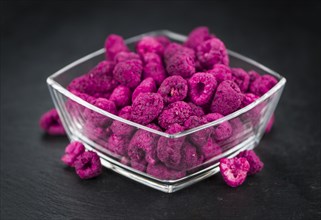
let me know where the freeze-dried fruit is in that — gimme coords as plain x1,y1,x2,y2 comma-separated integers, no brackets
207,64,232,84
166,50,196,78
231,68,250,93
147,163,186,180
114,51,140,63
158,75,188,104
178,142,204,170
248,70,260,85
141,52,162,64
184,26,212,49
74,151,103,179
205,113,232,141
188,72,217,106
143,62,167,86
265,114,275,133
200,137,222,160
249,74,278,96
237,150,264,175
210,80,243,116
219,157,250,187
106,134,130,156
132,77,157,102
61,141,85,167
113,59,143,89
83,121,107,141
85,98,117,127
128,124,161,165
184,116,212,147
39,108,66,135
196,38,229,70
164,43,184,62
105,34,129,60
131,160,147,172
241,93,260,107
188,102,205,116
158,101,193,130
131,93,164,125
109,85,132,108
136,36,164,56
155,35,171,48
109,106,136,137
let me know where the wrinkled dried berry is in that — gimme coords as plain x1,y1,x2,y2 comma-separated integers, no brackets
114,51,140,63
61,141,85,167
158,76,188,104
155,35,171,48
143,62,167,86
231,68,250,93
201,137,222,160
74,151,102,179
188,102,205,116
207,64,232,84
237,150,264,175
141,52,162,64
205,113,232,141
249,74,278,96
132,77,157,102
184,26,212,49
184,116,212,147
85,98,117,127
113,59,142,89
109,85,132,108
219,157,250,187
105,34,129,60
166,50,196,78
109,106,136,137
106,134,130,157
39,109,66,135
136,36,164,56
147,163,186,180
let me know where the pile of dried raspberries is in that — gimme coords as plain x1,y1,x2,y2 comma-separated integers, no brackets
39,26,276,185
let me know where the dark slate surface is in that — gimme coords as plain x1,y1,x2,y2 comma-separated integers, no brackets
1,1,320,219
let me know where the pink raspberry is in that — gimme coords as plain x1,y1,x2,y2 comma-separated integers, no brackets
205,113,233,141
114,51,140,63
241,93,260,107
219,157,250,187
136,36,164,56
109,106,136,137
158,101,193,130
155,35,171,48
157,124,186,169
249,74,278,96
113,59,143,89
39,109,66,135
141,52,162,64
184,26,212,49
109,85,132,108
132,77,157,102
69,90,96,103
128,124,161,165
143,62,167,86
157,75,188,104
196,38,229,70
178,142,204,171
166,50,196,78
237,150,264,175
210,80,243,116
265,114,275,133
188,102,205,116
106,134,130,157
105,34,129,60
131,92,164,125
188,72,217,106
61,141,85,167
85,98,117,127
248,70,260,84
147,163,186,180
184,116,212,148
131,160,147,172
164,43,184,62
207,64,232,84
83,121,107,142
200,137,222,160
231,68,250,93
74,151,103,179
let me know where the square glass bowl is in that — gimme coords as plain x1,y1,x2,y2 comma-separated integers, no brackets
47,30,286,193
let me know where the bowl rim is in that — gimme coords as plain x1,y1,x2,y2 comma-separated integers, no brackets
47,30,287,139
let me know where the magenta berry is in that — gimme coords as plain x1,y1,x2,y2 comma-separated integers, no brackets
237,150,264,175
143,62,167,86
85,98,117,127
106,134,130,156
155,35,171,48
158,75,188,104
188,102,205,116
109,106,136,137
248,70,260,84
188,72,217,106
184,116,212,147
201,137,222,160
185,26,212,49
39,109,66,135
109,85,132,108
113,59,143,89
207,64,232,84
205,113,233,141
231,68,250,93
132,77,157,102
61,141,85,167
166,50,196,78
147,163,186,180
249,74,278,96
141,52,162,64
74,151,102,179
219,157,250,187
114,51,140,63
105,34,128,60
136,36,164,56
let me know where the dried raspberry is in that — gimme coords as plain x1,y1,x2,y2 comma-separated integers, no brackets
248,70,260,85
69,90,96,103
114,51,140,63
158,101,193,130
39,109,66,135
164,43,184,62
205,113,233,141
207,64,232,84
109,106,136,137
109,85,132,108
143,62,167,86
85,98,117,127
178,142,204,170
158,76,188,104
147,163,186,180
231,68,250,93
106,134,130,157
128,124,161,165
241,93,260,107
131,93,164,125
188,102,205,116
200,137,222,160
155,35,171,48
237,150,264,175
74,151,102,179
196,38,229,70
188,72,217,106
136,36,164,56
132,77,157,102
166,50,196,78
141,52,162,64
210,80,243,116
157,124,185,169
105,34,129,60
61,141,85,167
184,26,212,49
184,116,212,147
131,160,147,172
83,121,107,141
265,114,275,133
219,157,250,187
249,74,278,96
113,59,142,89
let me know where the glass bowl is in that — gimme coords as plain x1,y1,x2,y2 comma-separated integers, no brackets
47,30,286,193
